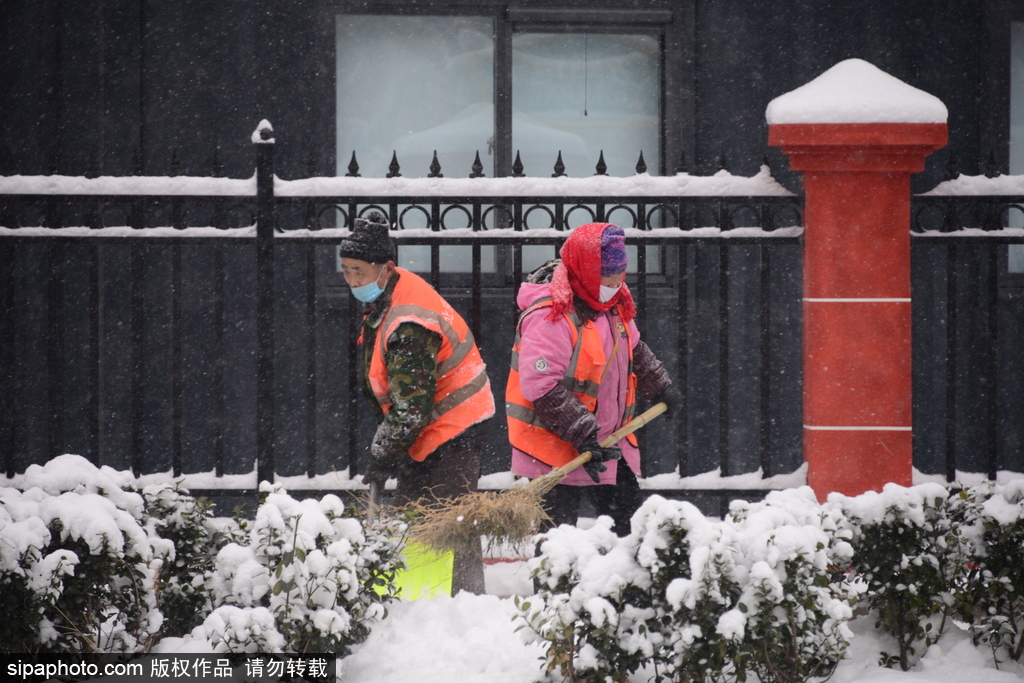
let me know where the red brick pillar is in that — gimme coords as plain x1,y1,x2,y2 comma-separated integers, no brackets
769,122,946,500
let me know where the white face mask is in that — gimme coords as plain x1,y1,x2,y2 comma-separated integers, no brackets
599,283,621,303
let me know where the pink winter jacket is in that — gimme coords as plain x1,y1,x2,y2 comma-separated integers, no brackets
510,282,642,486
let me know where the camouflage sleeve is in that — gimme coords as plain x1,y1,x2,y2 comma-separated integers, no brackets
372,322,442,463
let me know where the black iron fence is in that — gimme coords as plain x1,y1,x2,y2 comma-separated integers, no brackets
2,129,1022,514
910,192,1024,482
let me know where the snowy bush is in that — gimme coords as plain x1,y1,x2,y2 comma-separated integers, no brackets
517,482,1024,680
725,489,863,683
951,481,1024,664
517,489,861,683
143,481,247,637
638,496,742,683
0,455,406,658
184,482,406,655
0,455,161,653
832,483,969,671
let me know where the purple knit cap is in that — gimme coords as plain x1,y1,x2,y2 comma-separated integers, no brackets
600,224,627,276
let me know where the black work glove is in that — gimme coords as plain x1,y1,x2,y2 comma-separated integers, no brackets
365,422,404,491
653,383,683,419
362,460,392,496
576,433,622,484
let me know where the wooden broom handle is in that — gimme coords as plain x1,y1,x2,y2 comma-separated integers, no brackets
554,402,668,477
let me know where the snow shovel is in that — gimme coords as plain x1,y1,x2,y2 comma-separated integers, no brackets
409,401,669,555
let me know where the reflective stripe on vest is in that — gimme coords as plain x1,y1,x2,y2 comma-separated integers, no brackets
369,268,495,461
505,299,636,468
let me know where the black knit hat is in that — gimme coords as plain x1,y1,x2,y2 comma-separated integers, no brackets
338,211,396,264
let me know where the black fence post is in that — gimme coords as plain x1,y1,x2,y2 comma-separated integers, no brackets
255,121,276,486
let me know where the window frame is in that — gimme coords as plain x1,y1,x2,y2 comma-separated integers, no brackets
989,6,1024,284
321,1,683,288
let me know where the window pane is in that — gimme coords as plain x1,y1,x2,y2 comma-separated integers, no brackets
512,33,660,181
336,15,496,274
513,32,663,273
336,15,494,178
398,245,496,274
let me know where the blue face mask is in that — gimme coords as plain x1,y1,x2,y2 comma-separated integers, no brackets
350,267,389,303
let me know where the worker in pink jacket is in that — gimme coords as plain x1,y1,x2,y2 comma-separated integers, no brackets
506,223,681,535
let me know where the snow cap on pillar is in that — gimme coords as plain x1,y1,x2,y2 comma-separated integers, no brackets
766,59,947,125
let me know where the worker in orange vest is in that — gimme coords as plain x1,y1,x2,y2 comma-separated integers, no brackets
340,211,496,595
507,223,681,535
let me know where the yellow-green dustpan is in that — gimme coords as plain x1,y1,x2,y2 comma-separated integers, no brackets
392,541,453,600
369,482,454,600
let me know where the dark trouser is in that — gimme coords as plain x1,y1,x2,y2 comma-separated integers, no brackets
393,421,487,596
538,463,640,537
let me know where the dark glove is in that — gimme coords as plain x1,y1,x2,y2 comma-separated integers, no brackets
365,422,404,490
653,383,683,419
576,434,622,484
362,459,393,494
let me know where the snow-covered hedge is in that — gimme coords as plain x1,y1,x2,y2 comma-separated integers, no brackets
517,482,1024,682
0,455,405,656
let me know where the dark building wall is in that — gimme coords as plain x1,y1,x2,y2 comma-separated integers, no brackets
692,0,989,192
0,1,1006,186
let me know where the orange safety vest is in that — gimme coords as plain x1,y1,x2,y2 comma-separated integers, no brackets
506,298,637,468
368,268,495,461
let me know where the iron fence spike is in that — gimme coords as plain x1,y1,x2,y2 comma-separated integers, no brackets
984,149,1000,178
470,150,485,178
387,150,402,178
552,150,566,177
512,150,525,177
429,150,443,178
943,151,959,181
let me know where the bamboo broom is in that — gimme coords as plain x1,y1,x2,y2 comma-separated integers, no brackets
409,402,668,555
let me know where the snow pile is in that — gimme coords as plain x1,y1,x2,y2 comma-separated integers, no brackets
340,594,546,682
766,58,948,125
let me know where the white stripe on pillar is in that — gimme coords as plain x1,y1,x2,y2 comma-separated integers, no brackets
804,425,912,431
803,298,911,303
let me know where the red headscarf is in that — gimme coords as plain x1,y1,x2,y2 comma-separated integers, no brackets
548,223,637,323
